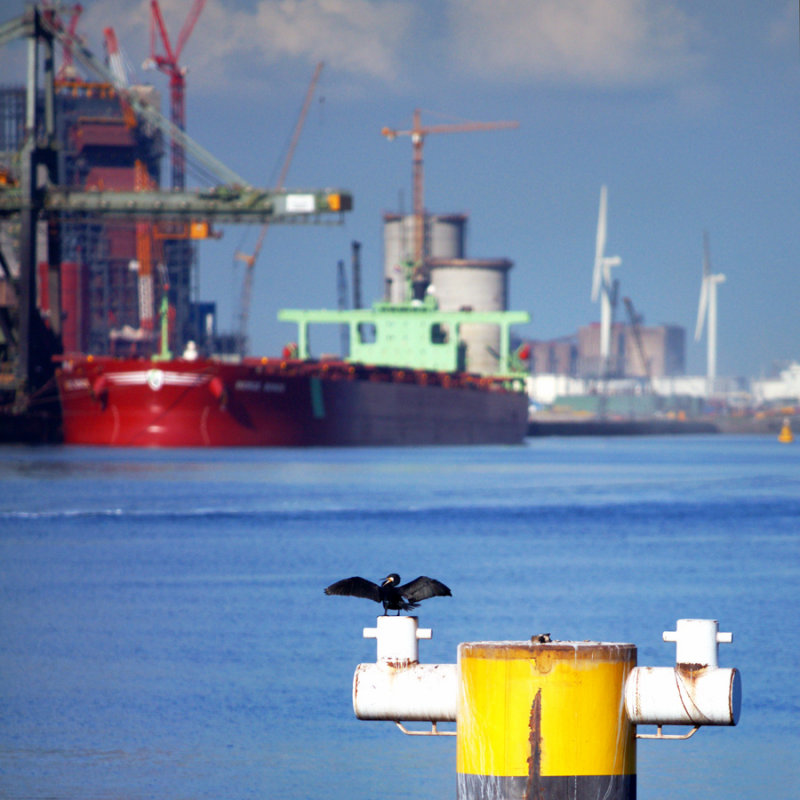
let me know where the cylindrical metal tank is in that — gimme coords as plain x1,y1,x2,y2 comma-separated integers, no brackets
429,257,513,374
383,213,466,303
457,640,637,800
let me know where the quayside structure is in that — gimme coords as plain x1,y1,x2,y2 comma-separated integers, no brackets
0,3,352,440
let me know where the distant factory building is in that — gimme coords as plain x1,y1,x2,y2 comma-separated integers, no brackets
626,324,685,378
525,322,685,379
528,338,578,376
577,323,627,378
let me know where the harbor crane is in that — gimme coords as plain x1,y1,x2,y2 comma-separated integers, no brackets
623,296,651,384
381,109,518,293
0,4,351,421
102,26,127,87
233,61,324,356
54,3,82,81
145,0,206,190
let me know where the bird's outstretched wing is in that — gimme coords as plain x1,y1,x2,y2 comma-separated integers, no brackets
324,576,381,603
398,576,452,602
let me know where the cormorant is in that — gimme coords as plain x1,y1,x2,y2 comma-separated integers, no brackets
324,573,451,615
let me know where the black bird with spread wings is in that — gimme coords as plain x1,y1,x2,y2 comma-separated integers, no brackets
324,573,451,615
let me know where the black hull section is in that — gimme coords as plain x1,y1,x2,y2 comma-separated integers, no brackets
309,378,528,445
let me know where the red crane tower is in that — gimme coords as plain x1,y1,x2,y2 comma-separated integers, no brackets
53,3,83,81
147,0,206,190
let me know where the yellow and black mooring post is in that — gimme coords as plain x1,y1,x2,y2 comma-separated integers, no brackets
456,640,637,800
344,618,739,800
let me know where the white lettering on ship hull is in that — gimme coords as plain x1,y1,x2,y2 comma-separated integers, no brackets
234,380,261,391
234,380,286,393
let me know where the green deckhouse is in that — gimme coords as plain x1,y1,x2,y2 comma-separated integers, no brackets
279,292,530,377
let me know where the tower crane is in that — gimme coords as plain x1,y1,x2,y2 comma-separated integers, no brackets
623,296,651,384
103,26,137,128
234,61,324,356
102,26,127,88
53,3,83,81
146,0,206,190
381,109,518,291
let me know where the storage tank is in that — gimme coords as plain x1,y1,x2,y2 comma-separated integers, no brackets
428,257,513,374
383,213,466,302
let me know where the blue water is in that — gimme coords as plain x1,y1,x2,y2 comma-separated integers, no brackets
1,436,798,799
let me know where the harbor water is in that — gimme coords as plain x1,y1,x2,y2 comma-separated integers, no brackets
1,436,798,799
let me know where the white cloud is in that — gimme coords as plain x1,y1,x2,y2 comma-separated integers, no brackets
445,0,701,87
767,1,798,49
2,0,706,97
79,0,416,92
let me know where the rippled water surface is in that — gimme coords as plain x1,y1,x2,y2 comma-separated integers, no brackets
1,436,798,799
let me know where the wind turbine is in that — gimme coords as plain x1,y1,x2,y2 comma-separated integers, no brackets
592,185,622,375
694,231,726,383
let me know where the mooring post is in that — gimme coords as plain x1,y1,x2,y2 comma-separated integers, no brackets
457,640,636,800
342,618,740,800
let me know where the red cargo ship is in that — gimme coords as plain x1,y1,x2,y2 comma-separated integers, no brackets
55,298,530,446
56,355,528,446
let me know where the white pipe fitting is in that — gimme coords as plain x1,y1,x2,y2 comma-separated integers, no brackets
625,619,741,727
353,662,458,721
662,618,732,668
362,615,431,667
352,616,457,722
625,665,741,726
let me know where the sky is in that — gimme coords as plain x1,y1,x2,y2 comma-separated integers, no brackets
1,0,798,378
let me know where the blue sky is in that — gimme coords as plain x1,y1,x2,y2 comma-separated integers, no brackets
2,0,798,378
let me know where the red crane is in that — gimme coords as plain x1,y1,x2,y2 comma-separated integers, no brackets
148,0,206,190
53,3,83,82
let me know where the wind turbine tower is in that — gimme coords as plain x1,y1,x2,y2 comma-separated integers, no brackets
694,231,726,384
591,185,622,376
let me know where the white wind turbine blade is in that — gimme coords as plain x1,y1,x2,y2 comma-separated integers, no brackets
592,185,607,302
695,273,708,342
696,231,716,341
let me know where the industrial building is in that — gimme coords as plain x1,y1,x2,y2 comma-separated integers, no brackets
526,321,685,382
578,321,685,379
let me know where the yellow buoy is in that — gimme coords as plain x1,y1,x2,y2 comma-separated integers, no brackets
778,417,794,443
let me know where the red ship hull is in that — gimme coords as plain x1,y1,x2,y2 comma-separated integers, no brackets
55,356,528,446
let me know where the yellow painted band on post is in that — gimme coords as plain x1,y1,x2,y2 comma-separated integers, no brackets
457,641,636,779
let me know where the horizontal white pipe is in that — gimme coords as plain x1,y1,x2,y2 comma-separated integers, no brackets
625,666,741,726
353,663,457,721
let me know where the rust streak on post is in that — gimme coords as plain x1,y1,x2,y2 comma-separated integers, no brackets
525,688,544,800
